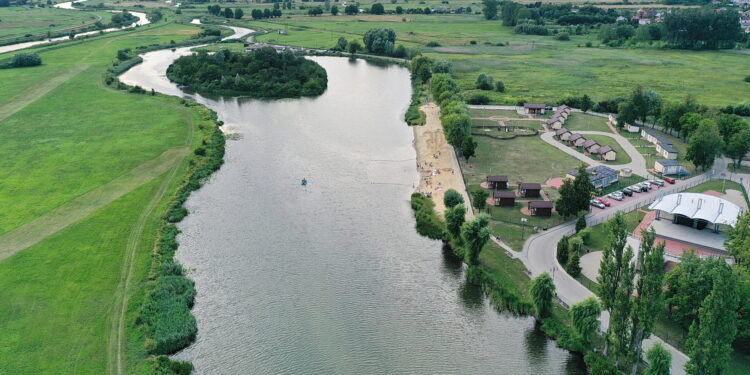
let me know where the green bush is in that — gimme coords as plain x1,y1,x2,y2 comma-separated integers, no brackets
148,356,194,375
584,352,626,375
745,75,750,83
410,193,447,240
11,52,42,67
494,81,505,92
467,93,490,105
475,73,494,90
555,32,570,41
443,189,464,208
540,316,586,352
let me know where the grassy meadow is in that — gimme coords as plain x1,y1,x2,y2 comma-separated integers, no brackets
242,14,750,107
0,20,206,374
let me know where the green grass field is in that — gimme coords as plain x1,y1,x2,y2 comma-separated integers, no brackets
245,14,750,107
563,113,611,133
0,21,205,374
0,6,112,43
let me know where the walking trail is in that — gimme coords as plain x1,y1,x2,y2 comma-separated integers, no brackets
413,103,473,219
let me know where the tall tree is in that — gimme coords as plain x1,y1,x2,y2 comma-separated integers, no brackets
470,189,489,212
557,236,570,266
685,119,723,172
685,263,739,375
725,127,750,169
580,94,593,113
529,272,556,319
460,136,477,161
223,7,234,18
570,297,602,347
555,165,593,217
663,253,716,331
234,8,243,19
445,204,467,240
629,228,665,375
644,342,671,375
482,0,498,20
461,214,491,265
726,211,750,269
597,212,635,360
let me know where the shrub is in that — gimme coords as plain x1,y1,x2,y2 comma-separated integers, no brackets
475,73,493,90
514,22,548,36
494,81,505,92
469,40,477,45
555,32,570,41
410,193,447,240
467,93,490,105
585,41,593,47
443,189,464,208
432,58,453,74
745,75,750,83
11,52,42,67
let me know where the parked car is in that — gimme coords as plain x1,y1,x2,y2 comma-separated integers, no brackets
664,177,676,184
621,188,633,197
595,197,611,207
608,192,624,201
639,182,653,190
628,185,643,193
591,199,606,209
650,179,665,187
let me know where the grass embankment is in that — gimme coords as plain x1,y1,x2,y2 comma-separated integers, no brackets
0,21,209,374
241,14,750,107
0,6,113,45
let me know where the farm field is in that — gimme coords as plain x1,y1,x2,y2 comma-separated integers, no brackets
245,14,750,107
0,21,204,374
0,6,112,44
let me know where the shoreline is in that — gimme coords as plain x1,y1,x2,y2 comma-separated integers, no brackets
412,102,474,219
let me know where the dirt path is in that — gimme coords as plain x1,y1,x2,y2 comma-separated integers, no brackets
0,147,188,262
413,103,473,219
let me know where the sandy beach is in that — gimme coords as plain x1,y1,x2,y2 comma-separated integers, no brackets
413,103,474,219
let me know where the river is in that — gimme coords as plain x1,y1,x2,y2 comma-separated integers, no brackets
119,30,586,375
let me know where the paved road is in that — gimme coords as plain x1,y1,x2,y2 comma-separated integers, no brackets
518,169,719,375
540,130,650,178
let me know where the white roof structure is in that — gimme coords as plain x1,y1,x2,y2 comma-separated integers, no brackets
649,192,743,227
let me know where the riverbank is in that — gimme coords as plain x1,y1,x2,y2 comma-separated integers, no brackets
413,102,473,219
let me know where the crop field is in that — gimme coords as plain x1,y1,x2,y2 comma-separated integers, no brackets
0,7,112,43
0,22,204,374
246,14,750,107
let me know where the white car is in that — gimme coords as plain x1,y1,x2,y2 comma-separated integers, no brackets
608,192,624,201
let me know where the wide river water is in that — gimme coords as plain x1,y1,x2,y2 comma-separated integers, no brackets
120,39,586,374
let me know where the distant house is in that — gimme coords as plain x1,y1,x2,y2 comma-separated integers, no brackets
528,201,553,216
554,128,571,141
598,145,617,161
523,103,547,115
519,183,542,198
569,133,586,147
494,190,516,207
487,175,509,190
547,115,563,130
567,165,619,189
655,159,689,176
583,139,600,154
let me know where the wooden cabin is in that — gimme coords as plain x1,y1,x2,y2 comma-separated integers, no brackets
493,190,516,207
486,175,509,190
519,183,542,198
528,201,553,216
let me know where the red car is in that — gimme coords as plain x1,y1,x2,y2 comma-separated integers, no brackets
664,177,676,184
595,197,611,207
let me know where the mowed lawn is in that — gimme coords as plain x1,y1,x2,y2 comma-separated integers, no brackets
250,14,750,107
563,113,612,133
0,22,203,374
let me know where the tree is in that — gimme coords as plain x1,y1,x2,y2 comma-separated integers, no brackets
576,214,587,233
557,236,569,266
234,8,243,19
331,5,338,15
716,114,748,145
461,214,491,265
344,4,358,15
501,1,522,26
571,297,602,346
556,165,593,218
460,136,477,161
663,9,741,50
580,94,593,113
251,9,263,19
597,212,635,360
685,119,723,172
347,39,362,55
443,189,464,208
567,250,581,278
644,343,671,375
370,3,385,15
470,189,489,212
475,73,493,90
335,37,348,51
11,53,42,67
432,58,454,74
529,272,556,318
628,228,665,375
727,211,750,269
223,7,234,18
482,0,498,20
685,263,739,375
725,127,750,168
307,6,323,16
263,9,272,18
495,81,505,92
410,55,432,84
445,204,466,240
273,8,282,17
395,6,403,14
663,254,718,331
363,28,397,55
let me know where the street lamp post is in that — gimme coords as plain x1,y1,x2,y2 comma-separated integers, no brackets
521,217,528,241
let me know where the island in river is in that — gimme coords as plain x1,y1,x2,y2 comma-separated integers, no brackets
166,47,327,98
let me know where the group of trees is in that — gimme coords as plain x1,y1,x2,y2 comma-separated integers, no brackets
207,5,281,19
109,11,138,28
663,9,742,50
442,189,492,266
362,28,407,57
431,73,477,161
253,7,282,19
166,48,327,98
475,73,504,92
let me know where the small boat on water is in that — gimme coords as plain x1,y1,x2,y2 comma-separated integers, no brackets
301,178,308,186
